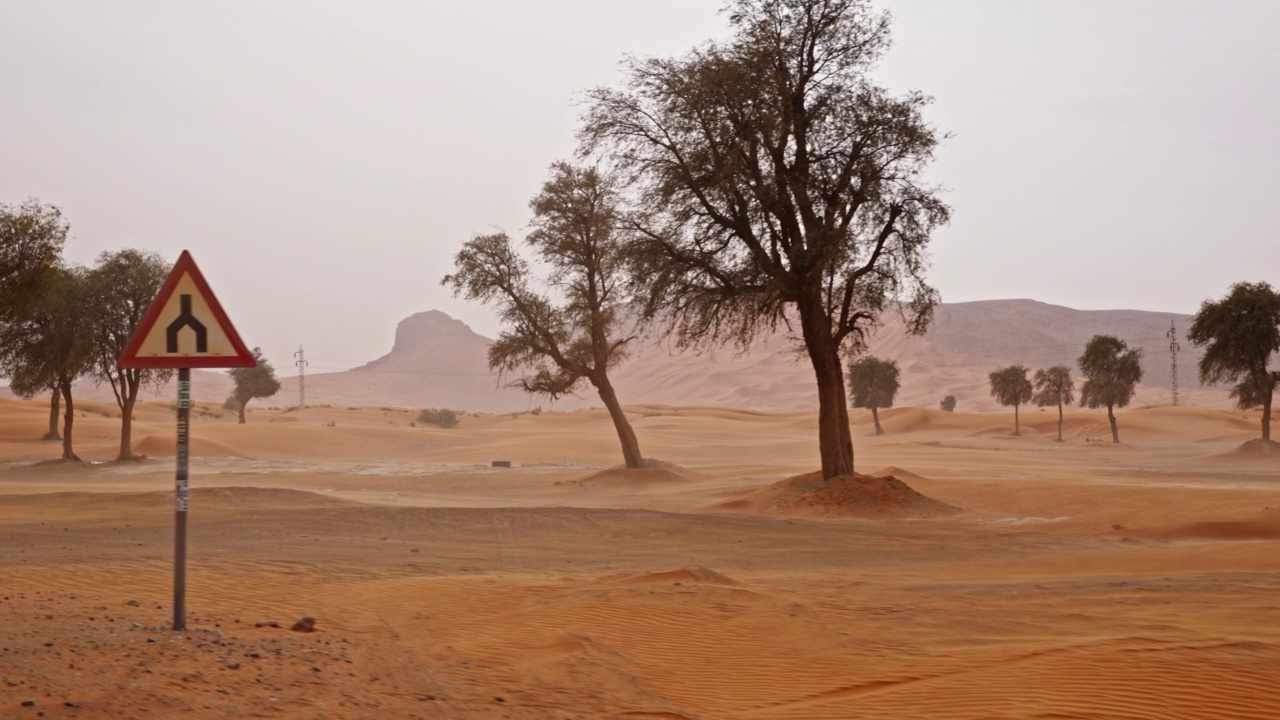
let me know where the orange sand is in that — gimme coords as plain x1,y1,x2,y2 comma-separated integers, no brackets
2,397,1279,719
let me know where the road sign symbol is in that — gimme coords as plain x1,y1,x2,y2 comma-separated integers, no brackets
117,250,254,369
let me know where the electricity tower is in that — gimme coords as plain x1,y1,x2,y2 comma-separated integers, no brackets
1167,320,1180,406
294,345,308,408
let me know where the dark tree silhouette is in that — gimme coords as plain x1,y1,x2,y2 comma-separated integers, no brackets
1078,335,1143,444
989,365,1033,436
443,163,645,468
581,0,948,478
86,250,173,460
1033,365,1075,442
229,347,280,424
847,356,900,435
939,395,957,412
1188,281,1280,442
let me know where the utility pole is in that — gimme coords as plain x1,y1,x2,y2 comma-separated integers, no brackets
294,345,308,408
1167,320,1180,407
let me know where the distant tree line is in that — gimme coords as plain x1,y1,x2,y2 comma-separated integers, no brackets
0,200,278,461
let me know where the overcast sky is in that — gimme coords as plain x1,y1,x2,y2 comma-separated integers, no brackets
3,1,1277,376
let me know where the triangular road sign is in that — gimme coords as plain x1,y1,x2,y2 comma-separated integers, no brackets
118,250,255,369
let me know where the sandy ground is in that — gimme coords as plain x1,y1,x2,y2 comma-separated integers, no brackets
1,397,1278,719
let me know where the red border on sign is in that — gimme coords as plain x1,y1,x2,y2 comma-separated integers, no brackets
117,250,256,369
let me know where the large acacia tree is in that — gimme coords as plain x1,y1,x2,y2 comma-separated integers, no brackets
443,163,645,468
582,0,948,478
1188,281,1280,442
847,355,899,435
1078,335,1143,444
988,365,1033,436
86,250,173,460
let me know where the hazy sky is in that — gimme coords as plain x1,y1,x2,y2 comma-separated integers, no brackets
3,1,1277,377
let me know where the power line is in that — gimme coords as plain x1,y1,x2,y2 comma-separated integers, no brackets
1167,320,1181,406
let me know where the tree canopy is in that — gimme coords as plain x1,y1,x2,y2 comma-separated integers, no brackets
1078,335,1143,443
443,162,644,468
581,0,948,478
847,355,899,435
1188,281,1280,442
0,199,67,323
229,347,280,424
989,364,1032,435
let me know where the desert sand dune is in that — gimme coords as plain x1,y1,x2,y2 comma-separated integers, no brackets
2,397,1279,719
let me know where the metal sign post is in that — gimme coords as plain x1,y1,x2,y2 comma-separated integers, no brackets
174,368,191,630
116,251,254,632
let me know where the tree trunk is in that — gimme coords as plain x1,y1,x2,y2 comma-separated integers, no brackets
44,390,61,440
798,296,854,479
1108,403,1119,443
871,407,884,435
60,381,79,461
118,394,138,461
1056,401,1064,442
116,372,140,461
238,400,247,424
1013,402,1021,436
594,374,644,469
1263,383,1273,443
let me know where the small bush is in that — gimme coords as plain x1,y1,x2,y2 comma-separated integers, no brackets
940,395,957,412
417,407,459,429
222,395,240,411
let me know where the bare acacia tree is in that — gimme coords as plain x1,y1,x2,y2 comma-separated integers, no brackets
443,162,645,469
582,0,948,478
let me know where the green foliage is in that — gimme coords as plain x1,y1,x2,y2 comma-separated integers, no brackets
847,356,901,410
223,394,240,411
0,267,95,398
0,199,67,323
940,395,957,412
416,407,459,429
1032,365,1075,408
228,347,280,423
1188,281,1280,411
1078,336,1144,410
988,365,1033,409
0,267,96,459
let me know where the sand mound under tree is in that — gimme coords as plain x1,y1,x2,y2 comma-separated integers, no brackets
717,470,959,519
560,458,699,488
